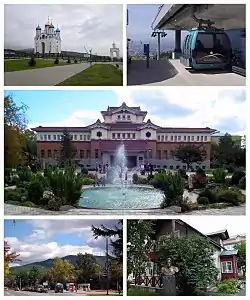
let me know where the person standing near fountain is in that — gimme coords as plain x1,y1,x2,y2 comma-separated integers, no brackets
125,171,128,185
94,172,99,187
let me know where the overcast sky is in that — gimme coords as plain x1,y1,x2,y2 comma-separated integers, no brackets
4,4,123,56
5,219,121,266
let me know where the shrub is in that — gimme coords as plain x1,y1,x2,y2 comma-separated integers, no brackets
198,188,218,204
226,165,235,174
178,169,188,179
54,58,59,64
160,172,184,208
197,196,209,205
47,198,61,211
230,170,245,186
238,176,246,190
74,59,77,63
67,57,71,63
81,167,88,175
132,173,139,184
27,179,45,205
18,169,33,182
138,176,148,184
147,174,154,182
217,279,239,294
22,201,37,208
28,57,36,66
212,168,227,184
116,64,119,68
150,172,167,190
157,168,166,174
82,177,94,185
215,188,243,206
4,190,21,203
192,173,207,189
196,167,206,176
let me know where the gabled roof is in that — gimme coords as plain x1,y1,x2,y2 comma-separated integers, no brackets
157,127,217,134
101,102,147,119
206,229,230,240
220,250,238,256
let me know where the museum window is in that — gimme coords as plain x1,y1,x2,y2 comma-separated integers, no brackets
184,135,186,141
127,115,131,120
74,135,77,140
127,133,130,139
44,135,47,140
165,135,168,141
174,136,177,141
197,136,200,141
41,149,45,158
187,136,191,141
161,135,164,141
164,150,168,159
54,149,58,157
204,136,208,141
48,135,51,140
80,150,84,159
40,135,43,141
112,133,115,139
86,150,90,158
122,115,125,120
157,150,161,159
221,261,233,273
84,135,86,141
183,165,186,169
171,136,173,141
191,136,194,141
87,135,91,140
148,149,152,159
53,135,56,140
157,135,160,141
132,133,136,139
201,136,204,141
117,133,120,139
117,115,121,120
178,135,181,141
176,165,180,170
122,133,126,139
95,149,99,159
170,165,173,169
48,149,52,157
70,135,73,140
80,135,82,140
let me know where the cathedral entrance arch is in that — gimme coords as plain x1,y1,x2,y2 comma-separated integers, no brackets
41,42,45,55
110,42,120,61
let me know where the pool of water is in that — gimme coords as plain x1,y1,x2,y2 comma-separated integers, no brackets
78,187,164,209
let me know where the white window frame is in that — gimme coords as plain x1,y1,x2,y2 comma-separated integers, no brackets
221,261,233,273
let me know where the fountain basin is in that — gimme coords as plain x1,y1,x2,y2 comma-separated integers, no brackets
78,186,164,209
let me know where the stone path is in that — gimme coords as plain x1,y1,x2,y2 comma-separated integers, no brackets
4,203,245,216
4,62,122,86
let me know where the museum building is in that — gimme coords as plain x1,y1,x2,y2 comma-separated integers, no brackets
32,103,216,169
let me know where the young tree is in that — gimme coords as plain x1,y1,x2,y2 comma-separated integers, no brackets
59,128,76,166
28,266,41,285
171,144,206,170
75,253,97,282
4,241,21,276
127,220,155,277
155,234,218,295
19,129,37,163
46,257,75,284
92,220,123,263
235,242,246,277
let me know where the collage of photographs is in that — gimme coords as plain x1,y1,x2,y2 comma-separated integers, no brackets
2,2,247,298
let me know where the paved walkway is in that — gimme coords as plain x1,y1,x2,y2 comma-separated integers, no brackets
127,59,245,86
4,62,121,86
4,203,245,216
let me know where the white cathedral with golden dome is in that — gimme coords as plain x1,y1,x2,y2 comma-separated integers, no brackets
34,17,61,55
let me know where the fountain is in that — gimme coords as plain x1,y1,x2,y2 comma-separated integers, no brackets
78,143,164,209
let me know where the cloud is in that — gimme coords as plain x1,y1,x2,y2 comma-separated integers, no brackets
6,220,121,265
4,4,123,56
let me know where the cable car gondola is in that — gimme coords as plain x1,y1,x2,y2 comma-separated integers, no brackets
181,17,232,70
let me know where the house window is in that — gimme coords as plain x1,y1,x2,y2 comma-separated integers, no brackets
54,149,58,157
191,136,194,141
57,135,61,140
221,261,233,273
80,150,84,159
178,136,181,141
174,136,177,141
40,135,44,141
201,136,204,141
95,149,99,159
171,136,173,141
204,136,208,141
80,135,83,140
184,136,186,141
117,115,120,120
53,135,56,140
187,136,190,141
157,135,160,141
112,133,115,139
48,149,52,157
48,135,51,140
197,136,200,141
117,133,120,139
41,149,45,158
74,135,77,140
132,133,135,139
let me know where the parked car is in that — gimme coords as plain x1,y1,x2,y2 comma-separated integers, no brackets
35,285,44,293
55,283,64,293
14,287,19,291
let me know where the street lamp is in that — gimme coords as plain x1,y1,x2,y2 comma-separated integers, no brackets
151,30,167,60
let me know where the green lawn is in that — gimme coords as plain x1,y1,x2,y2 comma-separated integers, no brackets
56,64,123,86
4,59,68,72
127,289,160,296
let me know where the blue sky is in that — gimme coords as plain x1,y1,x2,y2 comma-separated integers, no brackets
4,220,120,265
4,88,246,135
